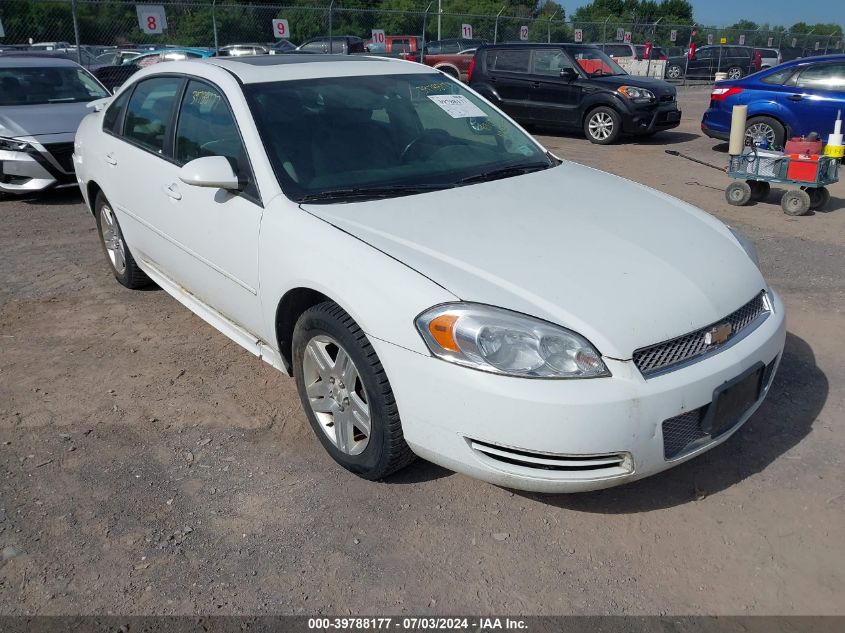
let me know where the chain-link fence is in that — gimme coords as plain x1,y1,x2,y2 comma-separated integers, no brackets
1,0,842,68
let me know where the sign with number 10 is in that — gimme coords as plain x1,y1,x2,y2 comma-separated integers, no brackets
461,24,473,39
623,31,632,43
371,29,386,45
272,19,290,39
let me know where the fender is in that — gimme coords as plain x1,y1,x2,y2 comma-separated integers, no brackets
433,62,461,79
578,92,627,123
745,100,794,135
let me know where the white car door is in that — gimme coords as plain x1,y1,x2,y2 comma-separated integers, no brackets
150,77,265,336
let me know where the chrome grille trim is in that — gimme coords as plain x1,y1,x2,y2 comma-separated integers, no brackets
469,439,632,473
633,292,770,378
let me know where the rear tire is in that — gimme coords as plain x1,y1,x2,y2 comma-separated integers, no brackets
748,180,770,202
584,106,622,145
94,192,151,289
293,301,416,480
803,186,830,210
745,116,786,149
666,64,683,79
727,66,744,80
725,181,752,206
781,189,811,216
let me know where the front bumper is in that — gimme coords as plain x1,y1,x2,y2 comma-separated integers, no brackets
0,140,77,194
372,290,786,493
621,102,682,134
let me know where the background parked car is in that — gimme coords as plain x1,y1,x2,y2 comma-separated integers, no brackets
701,54,845,148
270,39,297,53
597,43,638,61
126,48,214,67
425,47,476,81
297,36,365,54
635,45,667,61
470,43,681,144
365,35,421,61
755,47,783,69
217,43,273,57
424,38,487,55
0,57,109,194
666,45,759,80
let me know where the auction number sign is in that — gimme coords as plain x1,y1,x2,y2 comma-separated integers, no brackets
519,25,529,41
791,37,797,47
616,27,624,41
272,19,290,39
623,31,631,43
574,29,583,43
461,24,473,39
670,29,677,42
137,4,167,34
739,34,745,45
707,33,714,45
371,29,385,45
768,37,774,47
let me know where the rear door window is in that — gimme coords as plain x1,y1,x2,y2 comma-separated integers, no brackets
760,67,795,85
122,76,182,154
487,49,530,73
603,44,632,58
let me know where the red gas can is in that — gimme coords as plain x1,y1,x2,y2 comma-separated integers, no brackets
786,155,821,182
784,137,823,155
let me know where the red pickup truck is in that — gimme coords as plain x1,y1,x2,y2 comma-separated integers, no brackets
423,48,477,82
365,35,422,62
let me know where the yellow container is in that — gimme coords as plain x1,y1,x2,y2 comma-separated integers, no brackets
824,144,845,158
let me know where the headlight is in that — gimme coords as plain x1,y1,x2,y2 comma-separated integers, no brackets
0,137,28,152
617,86,656,103
416,303,610,379
728,226,759,266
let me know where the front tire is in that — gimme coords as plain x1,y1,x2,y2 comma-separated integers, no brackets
293,301,415,480
95,192,151,289
584,106,622,145
726,181,752,206
666,64,683,79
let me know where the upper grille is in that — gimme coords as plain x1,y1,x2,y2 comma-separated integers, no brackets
43,142,75,173
634,292,769,377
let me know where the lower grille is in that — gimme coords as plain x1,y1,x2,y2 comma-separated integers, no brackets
43,142,75,173
634,292,770,377
470,439,631,474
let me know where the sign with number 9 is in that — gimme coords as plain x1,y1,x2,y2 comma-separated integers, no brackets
272,19,289,39
519,26,529,41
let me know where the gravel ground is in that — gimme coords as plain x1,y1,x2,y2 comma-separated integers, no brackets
1,86,843,616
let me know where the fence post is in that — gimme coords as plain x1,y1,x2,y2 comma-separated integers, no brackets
212,0,218,53
493,6,504,44
602,16,610,50
421,2,432,65
327,0,333,54
683,24,696,87
437,0,441,41
70,0,82,64
547,11,557,44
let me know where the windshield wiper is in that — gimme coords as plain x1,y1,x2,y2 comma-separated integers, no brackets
297,183,448,203
455,161,552,186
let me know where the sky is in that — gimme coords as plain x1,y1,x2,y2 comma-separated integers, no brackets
565,0,845,28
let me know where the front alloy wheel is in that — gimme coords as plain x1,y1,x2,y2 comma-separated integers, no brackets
584,107,621,145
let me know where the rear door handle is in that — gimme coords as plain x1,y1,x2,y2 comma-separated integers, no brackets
163,183,182,200
788,94,803,101
531,81,541,88
104,153,117,166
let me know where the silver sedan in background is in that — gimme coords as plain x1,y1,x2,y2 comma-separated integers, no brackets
0,56,109,195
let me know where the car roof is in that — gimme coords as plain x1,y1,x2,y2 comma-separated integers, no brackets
481,42,598,49
777,53,845,68
0,55,81,68
198,55,437,83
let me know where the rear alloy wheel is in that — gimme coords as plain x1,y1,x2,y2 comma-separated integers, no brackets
781,189,811,216
725,180,752,206
584,106,622,145
666,64,683,79
727,66,744,80
95,192,151,289
293,301,415,480
745,116,785,149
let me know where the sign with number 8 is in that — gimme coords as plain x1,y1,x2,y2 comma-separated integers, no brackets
272,19,290,39
136,5,166,34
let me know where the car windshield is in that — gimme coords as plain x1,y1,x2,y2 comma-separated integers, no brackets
245,72,554,203
568,46,627,76
0,66,108,106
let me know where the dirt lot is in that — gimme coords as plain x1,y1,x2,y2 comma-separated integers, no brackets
1,86,843,616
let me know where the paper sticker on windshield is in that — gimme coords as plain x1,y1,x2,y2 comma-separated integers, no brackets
427,95,486,119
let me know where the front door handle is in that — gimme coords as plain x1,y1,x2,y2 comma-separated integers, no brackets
163,183,182,200
104,153,117,166
531,81,541,88
788,94,803,101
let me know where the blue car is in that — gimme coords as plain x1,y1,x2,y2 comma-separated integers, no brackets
702,54,845,148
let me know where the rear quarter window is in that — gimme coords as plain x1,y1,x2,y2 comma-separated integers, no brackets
486,49,530,73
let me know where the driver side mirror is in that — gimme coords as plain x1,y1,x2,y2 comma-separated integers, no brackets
559,67,577,81
179,156,240,191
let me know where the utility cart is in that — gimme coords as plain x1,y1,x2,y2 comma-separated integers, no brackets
725,152,840,215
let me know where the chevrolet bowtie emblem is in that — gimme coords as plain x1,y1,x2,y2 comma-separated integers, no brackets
704,322,732,346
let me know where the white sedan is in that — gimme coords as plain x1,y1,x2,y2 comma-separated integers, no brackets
73,55,785,492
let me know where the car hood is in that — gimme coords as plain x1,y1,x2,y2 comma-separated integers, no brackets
302,163,765,359
590,74,676,96
0,102,92,138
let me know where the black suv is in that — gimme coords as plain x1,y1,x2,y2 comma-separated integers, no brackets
469,43,681,144
665,45,759,80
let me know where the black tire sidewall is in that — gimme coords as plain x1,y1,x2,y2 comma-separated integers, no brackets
292,305,396,478
584,106,622,145
782,190,811,216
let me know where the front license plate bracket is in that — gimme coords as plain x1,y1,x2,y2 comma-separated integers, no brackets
701,362,765,437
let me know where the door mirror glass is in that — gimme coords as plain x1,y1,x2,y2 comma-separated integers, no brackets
179,156,241,190
560,67,577,80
